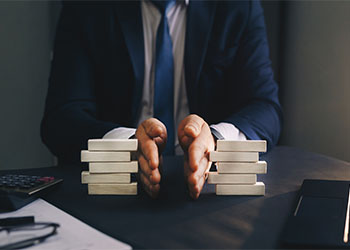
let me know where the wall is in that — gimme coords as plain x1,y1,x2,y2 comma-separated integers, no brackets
0,1,54,170
279,1,350,161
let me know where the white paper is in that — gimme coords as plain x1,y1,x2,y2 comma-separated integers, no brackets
0,199,132,250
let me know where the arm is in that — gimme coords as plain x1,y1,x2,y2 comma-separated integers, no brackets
178,1,282,199
41,4,118,163
210,123,247,141
224,0,283,148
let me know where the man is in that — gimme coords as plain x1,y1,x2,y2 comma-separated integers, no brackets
41,0,282,199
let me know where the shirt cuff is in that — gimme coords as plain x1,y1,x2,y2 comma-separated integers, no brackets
103,127,136,139
210,122,247,141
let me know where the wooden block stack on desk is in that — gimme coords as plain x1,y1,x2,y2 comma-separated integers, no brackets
209,140,267,196
81,139,138,195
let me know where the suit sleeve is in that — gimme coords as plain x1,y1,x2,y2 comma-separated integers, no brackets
224,0,283,149
41,4,119,163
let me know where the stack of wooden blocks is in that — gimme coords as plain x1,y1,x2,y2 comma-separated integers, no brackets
208,140,267,195
81,139,138,195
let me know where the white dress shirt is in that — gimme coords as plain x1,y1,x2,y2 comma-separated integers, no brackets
104,0,246,154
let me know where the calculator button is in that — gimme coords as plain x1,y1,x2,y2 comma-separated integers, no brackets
38,177,52,183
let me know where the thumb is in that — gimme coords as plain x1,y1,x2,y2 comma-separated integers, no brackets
143,118,167,153
143,118,167,139
184,115,205,139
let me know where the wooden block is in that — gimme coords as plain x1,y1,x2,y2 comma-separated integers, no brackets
81,150,130,162
88,139,137,151
217,161,267,174
216,182,265,196
208,172,256,184
217,140,267,152
88,183,137,195
209,151,259,162
81,171,130,184
89,161,138,173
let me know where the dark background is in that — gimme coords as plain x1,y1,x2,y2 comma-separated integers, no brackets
0,1,349,170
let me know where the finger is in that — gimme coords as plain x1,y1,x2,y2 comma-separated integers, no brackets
142,118,167,141
187,156,210,185
140,172,159,198
188,137,207,172
189,174,207,200
136,129,158,169
139,154,153,176
149,183,160,196
183,115,204,138
138,119,167,163
154,136,167,153
140,172,151,193
186,155,210,200
142,140,159,170
150,168,161,184
177,115,204,150
178,135,193,152
139,154,161,185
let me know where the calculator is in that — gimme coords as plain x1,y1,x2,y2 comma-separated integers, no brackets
0,174,63,211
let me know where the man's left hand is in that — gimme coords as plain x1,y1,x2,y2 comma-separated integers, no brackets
178,114,215,199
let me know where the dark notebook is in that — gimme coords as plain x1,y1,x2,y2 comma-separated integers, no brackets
281,179,350,248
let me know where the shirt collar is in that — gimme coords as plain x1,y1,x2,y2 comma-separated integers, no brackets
145,0,189,6
143,0,189,10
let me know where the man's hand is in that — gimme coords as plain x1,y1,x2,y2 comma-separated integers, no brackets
178,114,215,199
135,118,167,198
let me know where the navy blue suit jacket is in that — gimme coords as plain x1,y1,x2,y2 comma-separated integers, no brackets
41,1,283,163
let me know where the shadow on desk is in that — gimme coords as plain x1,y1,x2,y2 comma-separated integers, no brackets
240,191,298,248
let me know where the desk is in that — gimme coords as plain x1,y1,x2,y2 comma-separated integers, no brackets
1,146,349,248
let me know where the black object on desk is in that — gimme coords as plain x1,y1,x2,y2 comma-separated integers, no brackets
281,179,350,248
0,216,60,249
0,174,62,211
0,146,349,248
0,216,34,226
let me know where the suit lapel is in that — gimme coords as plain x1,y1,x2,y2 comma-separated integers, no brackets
184,1,217,112
114,1,217,118
114,2,144,124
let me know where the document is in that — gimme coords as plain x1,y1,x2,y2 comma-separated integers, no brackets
0,199,132,250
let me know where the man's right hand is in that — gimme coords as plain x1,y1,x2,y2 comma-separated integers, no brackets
135,118,167,198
